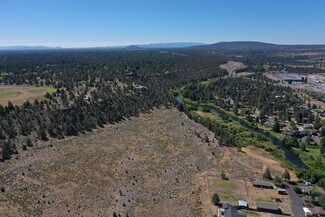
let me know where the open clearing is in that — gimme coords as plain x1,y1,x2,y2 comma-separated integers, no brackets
0,85,56,105
220,61,247,76
0,108,220,217
0,108,293,217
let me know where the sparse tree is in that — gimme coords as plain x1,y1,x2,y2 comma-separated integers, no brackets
273,121,281,133
300,142,307,152
319,194,325,209
293,186,303,194
321,145,325,156
221,170,228,180
212,193,220,206
26,138,33,147
274,175,282,187
282,169,290,181
263,167,272,180
2,141,12,160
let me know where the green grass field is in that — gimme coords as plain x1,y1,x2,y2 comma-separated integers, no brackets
0,91,19,98
293,146,325,175
0,85,56,105
220,194,238,202
217,180,236,190
241,210,261,217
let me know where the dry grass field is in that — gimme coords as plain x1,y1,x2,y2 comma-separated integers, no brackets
0,108,220,217
0,85,56,105
0,108,295,217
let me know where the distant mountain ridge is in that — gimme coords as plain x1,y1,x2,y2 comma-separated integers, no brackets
0,42,205,51
1,41,325,51
191,41,325,51
0,46,61,51
138,42,206,48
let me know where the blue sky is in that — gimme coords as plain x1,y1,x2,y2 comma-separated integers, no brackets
0,0,324,47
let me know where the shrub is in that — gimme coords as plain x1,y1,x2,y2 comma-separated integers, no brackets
319,194,325,209
293,186,303,194
282,169,290,181
212,193,220,206
263,167,272,180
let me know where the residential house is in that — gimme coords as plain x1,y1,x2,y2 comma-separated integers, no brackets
253,181,274,189
255,202,282,214
220,204,247,217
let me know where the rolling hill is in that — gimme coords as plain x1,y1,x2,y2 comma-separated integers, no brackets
190,41,325,51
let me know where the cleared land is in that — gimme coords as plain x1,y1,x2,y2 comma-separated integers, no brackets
220,61,247,76
0,85,56,105
265,72,325,94
0,108,295,217
0,108,220,217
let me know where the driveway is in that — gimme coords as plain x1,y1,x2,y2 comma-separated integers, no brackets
285,186,305,217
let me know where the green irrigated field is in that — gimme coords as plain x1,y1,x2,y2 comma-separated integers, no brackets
0,85,56,105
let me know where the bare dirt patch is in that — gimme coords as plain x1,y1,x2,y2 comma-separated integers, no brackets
220,61,247,76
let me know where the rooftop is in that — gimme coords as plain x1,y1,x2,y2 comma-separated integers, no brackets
255,202,279,211
238,200,248,207
253,181,274,188
309,206,325,216
222,204,247,217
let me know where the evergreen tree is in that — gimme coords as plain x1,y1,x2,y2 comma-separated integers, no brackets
274,175,282,187
263,167,272,180
2,141,12,160
282,169,290,181
320,194,325,209
26,138,33,147
300,142,306,152
273,121,281,133
212,193,220,206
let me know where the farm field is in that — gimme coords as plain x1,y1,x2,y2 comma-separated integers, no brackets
0,85,56,105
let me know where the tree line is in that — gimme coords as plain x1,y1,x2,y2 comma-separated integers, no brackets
0,50,227,160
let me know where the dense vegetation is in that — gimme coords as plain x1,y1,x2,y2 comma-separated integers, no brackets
1,49,324,187
183,77,302,120
179,75,325,184
0,50,227,159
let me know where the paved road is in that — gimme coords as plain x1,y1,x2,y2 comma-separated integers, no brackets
286,186,305,217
